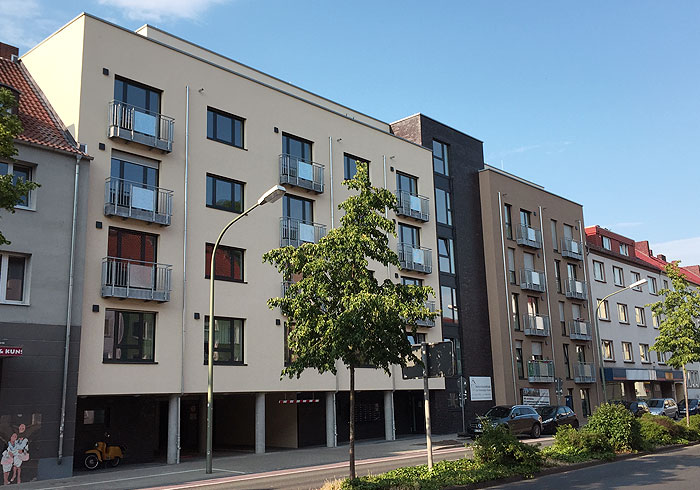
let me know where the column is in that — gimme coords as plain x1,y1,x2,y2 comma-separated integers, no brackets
384,390,395,441
167,394,179,464
255,393,265,454
326,392,336,447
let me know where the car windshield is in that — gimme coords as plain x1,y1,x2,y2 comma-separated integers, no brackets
485,406,511,418
647,400,664,408
536,407,556,418
679,400,698,409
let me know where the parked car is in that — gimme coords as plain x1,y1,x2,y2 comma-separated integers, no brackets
535,405,579,434
610,399,650,417
678,399,700,417
647,398,679,419
467,405,542,439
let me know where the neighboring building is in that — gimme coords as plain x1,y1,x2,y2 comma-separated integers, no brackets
586,225,700,401
0,43,90,480
22,14,444,465
479,166,600,420
391,114,494,432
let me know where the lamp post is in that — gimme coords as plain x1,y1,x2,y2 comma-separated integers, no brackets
206,185,285,474
594,278,647,403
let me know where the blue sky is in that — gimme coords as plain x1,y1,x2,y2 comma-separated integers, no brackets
5,1,699,264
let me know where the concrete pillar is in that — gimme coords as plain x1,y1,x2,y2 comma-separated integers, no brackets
326,392,337,447
167,394,179,464
255,393,265,454
198,394,207,455
384,391,395,441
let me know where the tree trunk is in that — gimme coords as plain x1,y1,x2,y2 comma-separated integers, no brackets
349,365,356,479
684,366,690,427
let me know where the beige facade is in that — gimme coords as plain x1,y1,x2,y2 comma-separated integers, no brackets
479,167,601,418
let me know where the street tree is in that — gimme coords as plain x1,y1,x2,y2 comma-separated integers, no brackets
649,262,700,427
263,162,437,479
0,87,39,245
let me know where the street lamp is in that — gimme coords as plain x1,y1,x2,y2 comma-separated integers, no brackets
594,277,647,403
206,184,285,474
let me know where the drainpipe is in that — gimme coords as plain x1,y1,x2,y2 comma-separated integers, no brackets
57,152,82,464
329,137,334,229
498,192,518,403
538,206,558,402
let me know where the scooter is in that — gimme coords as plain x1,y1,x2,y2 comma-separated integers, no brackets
84,433,126,470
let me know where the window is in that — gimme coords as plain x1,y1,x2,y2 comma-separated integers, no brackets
648,277,658,295
602,236,611,250
563,224,574,241
639,344,650,363
550,220,558,251
399,223,420,247
103,310,155,362
206,174,244,213
111,156,158,187
515,341,524,379
108,227,157,263
567,262,577,281
598,299,610,320
205,244,244,282
631,271,641,290
657,351,666,364
207,107,244,148
507,248,516,284
563,344,571,379
115,76,160,111
554,260,562,293
619,243,629,256
580,389,591,418
526,295,539,316
396,172,418,195
406,332,426,345
432,139,449,175
617,303,629,323
613,266,624,287
559,301,566,336
282,133,312,162
652,311,660,328
401,276,423,286
283,195,314,222
435,188,452,225
593,261,605,282
283,322,296,366
344,154,368,180
0,162,33,208
531,341,543,360
83,409,108,426
511,293,520,331
0,254,28,303
688,370,700,388
441,285,458,324
602,340,614,361
635,307,646,326
446,337,463,375
504,204,512,239
622,342,633,361
662,279,669,290
204,316,244,364
519,209,531,227
576,344,586,363
437,237,455,274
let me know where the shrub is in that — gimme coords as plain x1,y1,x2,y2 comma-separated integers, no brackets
543,425,614,462
639,415,673,448
585,403,642,452
471,423,543,476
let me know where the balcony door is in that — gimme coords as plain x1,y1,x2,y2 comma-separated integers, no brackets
399,224,420,248
282,134,312,163
396,172,418,195
567,263,577,281
110,157,159,212
107,228,158,290
572,303,582,321
283,195,313,223
523,252,535,271
114,77,162,137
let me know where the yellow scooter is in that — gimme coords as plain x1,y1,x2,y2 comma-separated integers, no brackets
84,434,126,469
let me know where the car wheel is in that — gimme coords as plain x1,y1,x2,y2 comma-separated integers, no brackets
530,423,541,439
84,454,100,470
109,457,121,468
572,419,580,429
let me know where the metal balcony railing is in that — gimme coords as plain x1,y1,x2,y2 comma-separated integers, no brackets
104,177,173,226
398,243,433,274
279,154,324,193
280,217,326,247
395,190,429,222
566,279,588,300
569,319,592,341
108,100,174,152
101,257,172,302
561,237,583,260
520,269,546,292
516,224,542,249
523,314,550,337
527,360,555,383
415,301,436,327
574,362,596,383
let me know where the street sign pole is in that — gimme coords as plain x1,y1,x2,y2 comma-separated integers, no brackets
459,376,467,434
421,342,433,470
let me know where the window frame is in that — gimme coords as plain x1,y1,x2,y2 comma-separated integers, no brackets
343,153,369,180
602,236,612,250
432,139,449,176
205,243,244,282
619,243,629,256
206,107,244,148
635,306,647,326
504,204,512,239
206,173,244,213
602,340,615,361
0,253,30,304
204,316,244,365
617,303,629,324
597,299,610,321
435,188,453,226
593,261,605,282
437,237,455,274
612,266,625,287
622,341,634,362
103,309,156,363
0,162,35,209
648,276,658,295
639,344,650,363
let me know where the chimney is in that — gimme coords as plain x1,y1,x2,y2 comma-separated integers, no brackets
0,43,19,60
657,254,666,262
635,240,651,256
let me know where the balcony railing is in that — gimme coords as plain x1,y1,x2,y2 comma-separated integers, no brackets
569,319,592,341
527,360,554,383
108,100,174,152
574,362,596,383
523,314,550,337
566,279,588,300
520,269,546,292
104,177,173,226
280,217,326,247
101,257,171,302
415,301,436,327
279,154,324,193
398,243,433,274
516,224,542,249
395,190,429,222
561,237,583,260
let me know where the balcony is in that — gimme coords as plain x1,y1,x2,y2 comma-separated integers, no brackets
280,217,326,247
569,319,592,341
104,177,173,226
561,237,583,260
516,224,542,249
520,269,546,292
566,279,588,300
398,243,433,274
574,362,596,383
523,314,550,337
108,100,174,152
279,154,324,193
101,257,171,302
527,360,554,383
395,190,429,222
415,301,436,327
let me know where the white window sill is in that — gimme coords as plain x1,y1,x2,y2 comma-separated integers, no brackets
0,300,30,306
13,205,36,212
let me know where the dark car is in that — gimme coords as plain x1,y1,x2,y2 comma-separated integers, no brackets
678,399,700,417
611,399,650,417
467,405,542,439
535,405,579,434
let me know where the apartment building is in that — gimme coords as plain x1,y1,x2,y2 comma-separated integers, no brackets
0,43,90,479
390,114,493,432
21,14,444,465
586,226,700,401
479,166,600,420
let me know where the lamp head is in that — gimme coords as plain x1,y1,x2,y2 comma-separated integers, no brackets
258,185,286,205
630,278,648,289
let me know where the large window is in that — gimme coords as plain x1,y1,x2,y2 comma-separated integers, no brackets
204,316,244,364
283,195,313,222
0,162,33,208
435,188,452,225
207,107,244,148
205,244,243,282
441,285,458,324
437,237,455,274
344,154,368,180
111,156,158,187
0,254,28,303
398,223,420,247
206,174,244,213
401,277,423,286
396,172,418,194
282,133,312,162
103,310,155,362
432,139,449,175
108,227,157,262
114,76,160,113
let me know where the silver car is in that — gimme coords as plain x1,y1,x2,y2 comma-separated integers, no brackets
647,398,679,419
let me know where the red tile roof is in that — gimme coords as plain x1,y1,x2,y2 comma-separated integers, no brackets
635,245,700,287
0,56,88,157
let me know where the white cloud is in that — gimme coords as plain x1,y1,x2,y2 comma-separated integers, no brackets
490,141,572,160
98,0,229,22
0,0,60,50
651,237,700,266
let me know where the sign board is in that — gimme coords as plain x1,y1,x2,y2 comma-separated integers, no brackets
469,376,493,401
0,346,23,357
401,341,455,379
522,388,550,406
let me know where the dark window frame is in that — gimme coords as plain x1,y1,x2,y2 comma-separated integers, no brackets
206,174,245,213
204,316,245,365
205,243,244,282
432,139,449,176
103,309,157,363
114,75,161,113
343,153,369,180
207,107,245,149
